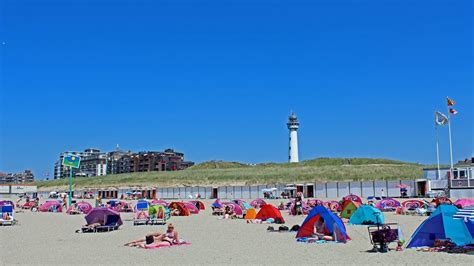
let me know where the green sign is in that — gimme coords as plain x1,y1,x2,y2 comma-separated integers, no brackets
62,154,81,168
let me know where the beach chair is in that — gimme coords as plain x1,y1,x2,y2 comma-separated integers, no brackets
94,215,121,232
149,205,170,225
367,223,400,253
0,205,15,226
134,201,150,226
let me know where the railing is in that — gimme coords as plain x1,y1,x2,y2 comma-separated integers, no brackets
451,178,473,188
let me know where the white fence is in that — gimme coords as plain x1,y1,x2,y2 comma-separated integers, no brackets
152,180,416,199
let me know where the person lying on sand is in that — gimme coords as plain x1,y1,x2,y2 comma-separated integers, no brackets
125,223,180,248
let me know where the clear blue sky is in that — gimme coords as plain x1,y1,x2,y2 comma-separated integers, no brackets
1,0,472,179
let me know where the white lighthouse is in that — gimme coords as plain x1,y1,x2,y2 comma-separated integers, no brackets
287,112,300,163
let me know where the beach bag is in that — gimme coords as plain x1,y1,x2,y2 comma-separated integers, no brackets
267,226,275,232
290,225,300,232
278,226,289,231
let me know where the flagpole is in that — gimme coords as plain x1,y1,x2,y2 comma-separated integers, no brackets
69,167,73,206
435,123,441,179
446,98,454,179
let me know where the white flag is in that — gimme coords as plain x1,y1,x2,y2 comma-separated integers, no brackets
435,111,448,126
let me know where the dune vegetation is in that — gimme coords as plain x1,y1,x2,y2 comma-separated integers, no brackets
36,158,424,189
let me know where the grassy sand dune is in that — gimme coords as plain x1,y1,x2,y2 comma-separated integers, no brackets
37,158,424,189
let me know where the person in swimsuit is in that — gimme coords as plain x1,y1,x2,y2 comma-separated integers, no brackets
125,223,179,248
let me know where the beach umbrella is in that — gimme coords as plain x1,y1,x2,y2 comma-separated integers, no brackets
250,199,267,208
150,199,168,207
396,184,409,189
454,199,474,209
323,201,342,212
342,194,362,204
67,201,92,214
39,201,62,212
402,200,424,210
85,207,123,226
222,202,243,216
432,197,453,206
183,202,200,214
307,199,324,206
375,198,401,210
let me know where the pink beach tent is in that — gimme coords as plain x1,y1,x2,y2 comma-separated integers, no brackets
67,201,92,214
342,194,362,204
150,199,169,207
250,199,267,208
454,199,474,209
401,200,424,210
323,201,342,212
222,202,243,216
183,202,200,214
39,201,63,212
375,198,401,210
307,199,324,206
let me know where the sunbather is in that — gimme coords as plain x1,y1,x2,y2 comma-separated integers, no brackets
125,223,180,248
136,211,148,220
2,212,11,221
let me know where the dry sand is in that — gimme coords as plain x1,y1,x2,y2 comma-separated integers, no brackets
0,198,472,265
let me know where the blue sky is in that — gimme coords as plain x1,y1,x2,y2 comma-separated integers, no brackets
1,0,472,179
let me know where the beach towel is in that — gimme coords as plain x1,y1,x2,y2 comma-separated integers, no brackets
143,241,191,249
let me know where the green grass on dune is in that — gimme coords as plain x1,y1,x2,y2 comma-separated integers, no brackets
36,158,424,189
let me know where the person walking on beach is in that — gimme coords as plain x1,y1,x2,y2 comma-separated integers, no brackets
95,195,102,207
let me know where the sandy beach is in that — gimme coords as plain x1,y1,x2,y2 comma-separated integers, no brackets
0,198,472,265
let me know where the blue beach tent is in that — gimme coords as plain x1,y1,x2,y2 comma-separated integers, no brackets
407,205,474,248
349,205,385,225
296,206,350,242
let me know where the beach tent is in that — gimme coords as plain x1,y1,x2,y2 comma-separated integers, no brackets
245,208,257,220
340,200,361,219
407,205,473,248
323,201,342,212
256,204,285,223
402,200,425,210
349,205,384,225
190,200,205,210
307,199,324,206
85,207,123,226
183,202,200,214
342,194,362,204
233,199,252,210
296,206,350,242
149,205,170,218
39,201,62,212
432,197,453,207
375,198,401,211
250,199,267,208
150,199,168,207
222,202,243,216
67,201,92,214
454,199,474,209
169,202,191,216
